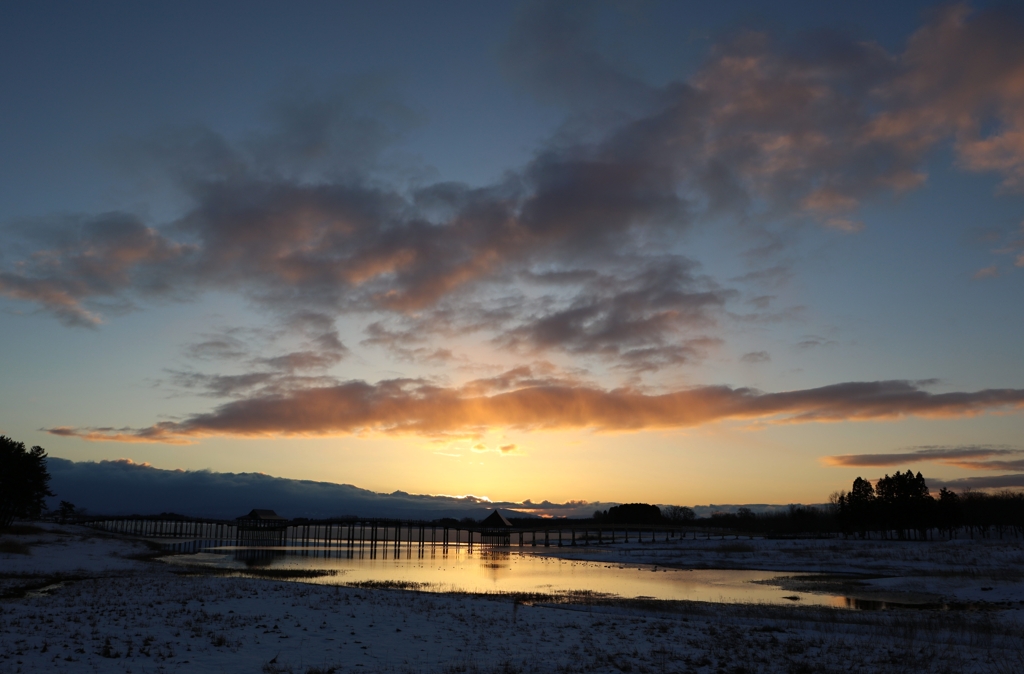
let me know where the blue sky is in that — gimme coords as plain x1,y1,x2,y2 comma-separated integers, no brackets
1,1,1023,508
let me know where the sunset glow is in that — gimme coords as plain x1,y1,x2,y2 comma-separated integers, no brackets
2,1,1023,510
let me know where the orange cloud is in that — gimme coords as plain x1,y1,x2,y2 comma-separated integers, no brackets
0,276,102,326
49,377,1024,444
46,425,196,445
801,188,858,215
973,265,999,279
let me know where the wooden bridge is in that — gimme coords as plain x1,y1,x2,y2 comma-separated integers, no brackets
79,515,696,556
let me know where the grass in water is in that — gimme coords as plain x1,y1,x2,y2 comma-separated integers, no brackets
177,566,341,580
345,580,431,591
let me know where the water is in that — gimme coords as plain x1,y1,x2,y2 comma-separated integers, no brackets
163,543,865,608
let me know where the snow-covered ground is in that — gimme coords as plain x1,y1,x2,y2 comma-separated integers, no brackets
0,523,151,577
2,524,1024,673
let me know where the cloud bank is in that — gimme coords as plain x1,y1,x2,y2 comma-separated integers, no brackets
49,376,1024,442
46,457,610,520
47,458,818,520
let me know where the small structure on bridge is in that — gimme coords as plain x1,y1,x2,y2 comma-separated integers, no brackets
480,509,513,545
236,509,288,546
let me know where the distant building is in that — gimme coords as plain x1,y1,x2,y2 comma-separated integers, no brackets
480,509,513,545
236,509,288,546
480,510,513,528
237,509,287,521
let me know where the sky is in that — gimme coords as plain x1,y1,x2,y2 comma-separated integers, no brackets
2,0,1024,512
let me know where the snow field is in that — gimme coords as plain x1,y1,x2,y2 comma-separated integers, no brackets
3,524,1024,673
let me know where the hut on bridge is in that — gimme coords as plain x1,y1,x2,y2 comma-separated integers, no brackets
480,509,513,546
236,509,288,546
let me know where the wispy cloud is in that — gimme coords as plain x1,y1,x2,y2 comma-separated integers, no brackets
498,257,731,372
973,265,999,279
927,473,1024,491
795,335,837,350
471,442,520,455
985,221,1024,269
824,444,1024,468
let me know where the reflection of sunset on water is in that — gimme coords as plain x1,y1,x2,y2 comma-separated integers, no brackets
171,546,855,608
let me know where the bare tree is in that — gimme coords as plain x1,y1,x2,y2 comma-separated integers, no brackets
663,505,695,523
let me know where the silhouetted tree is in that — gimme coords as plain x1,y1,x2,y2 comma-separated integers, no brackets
993,490,1024,539
876,470,934,539
596,503,663,524
0,436,54,529
58,501,78,523
833,473,1024,540
959,488,1020,539
736,507,756,526
837,476,876,538
936,488,961,539
663,505,696,523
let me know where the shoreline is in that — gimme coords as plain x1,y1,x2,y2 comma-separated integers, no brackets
525,535,1024,606
3,523,1024,673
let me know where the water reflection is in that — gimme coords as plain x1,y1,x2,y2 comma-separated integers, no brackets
165,544,863,608
836,596,954,611
234,548,287,567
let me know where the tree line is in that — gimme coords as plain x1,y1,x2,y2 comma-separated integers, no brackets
833,470,1024,540
592,503,694,524
558,475,1024,540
